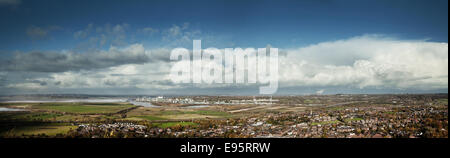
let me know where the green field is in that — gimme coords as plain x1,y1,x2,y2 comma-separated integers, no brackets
437,99,448,105
32,103,135,114
17,113,62,120
304,99,314,104
311,120,341,126
0,103,223,137
160,110,230,117
344,117,364,122
1,123,76,137
125,109,232,121
134,115,166,121
152,122,198,128
385,111,396,115
0,112,62,121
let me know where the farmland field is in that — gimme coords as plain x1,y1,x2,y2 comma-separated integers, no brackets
1,123,77,137
0,101,236,137
30,103,135,114
0,94,448,138
152,122,198,128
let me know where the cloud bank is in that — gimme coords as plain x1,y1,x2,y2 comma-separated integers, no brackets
0,35,447,95
0,44,172,72
279,35,448,90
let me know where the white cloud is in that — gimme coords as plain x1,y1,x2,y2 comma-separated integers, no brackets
41,62,173,89
26,25,62,40
162,23,202,46
6,82,46,90
279,35,448,90
73,23,130,47
74,23,94,39
316,89,325,95
1,35,448,94
138,27,159,35
26,26,48,39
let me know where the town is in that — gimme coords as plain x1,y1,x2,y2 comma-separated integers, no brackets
0,94,447,138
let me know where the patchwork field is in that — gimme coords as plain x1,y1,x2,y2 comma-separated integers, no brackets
152,122,198,128
0,94,447,138
31,103,135,114
0,102,238,137
1,123,77,137
124,106,234,121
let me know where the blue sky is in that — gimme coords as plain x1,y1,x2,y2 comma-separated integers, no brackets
0,0,448,51
0,0,448,95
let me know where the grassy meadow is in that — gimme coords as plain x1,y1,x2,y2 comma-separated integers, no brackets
0,102,235,137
